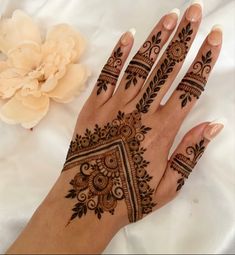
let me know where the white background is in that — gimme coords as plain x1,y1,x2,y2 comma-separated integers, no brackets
0,0,235,253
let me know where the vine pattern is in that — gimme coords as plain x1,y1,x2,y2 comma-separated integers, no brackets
136,23,193,113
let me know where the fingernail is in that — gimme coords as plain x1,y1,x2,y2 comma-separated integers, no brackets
186,0,203,22
203,122,224,140
207,25,223,46
121,28,135,46
163,8,180,30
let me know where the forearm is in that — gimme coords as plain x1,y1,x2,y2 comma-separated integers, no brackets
6,176,125,254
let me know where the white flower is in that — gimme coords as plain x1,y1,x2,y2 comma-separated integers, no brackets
0,10,89,128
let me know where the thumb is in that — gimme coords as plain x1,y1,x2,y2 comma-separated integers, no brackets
154,121,224,208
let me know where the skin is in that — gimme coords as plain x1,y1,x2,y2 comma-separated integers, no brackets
6,3,223,254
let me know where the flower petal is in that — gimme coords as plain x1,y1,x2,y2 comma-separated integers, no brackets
0,93,49,128
48,64,89,103
0,10,41,54
0,61,8,72
46,24,86,62
0,68,26,99
7,42,41,71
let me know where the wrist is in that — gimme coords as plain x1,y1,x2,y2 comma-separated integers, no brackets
7,178,127,254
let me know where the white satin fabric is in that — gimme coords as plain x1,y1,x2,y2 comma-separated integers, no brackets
0,0,234,253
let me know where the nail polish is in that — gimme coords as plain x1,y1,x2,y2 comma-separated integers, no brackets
186,0,203,22
163,8,180,30
121,28,135,46
207,24,223,46
203,122,224,141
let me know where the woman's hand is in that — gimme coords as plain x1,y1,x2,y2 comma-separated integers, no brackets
7,2,223,254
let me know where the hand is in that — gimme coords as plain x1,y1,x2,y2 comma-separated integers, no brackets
63,2,222,224
7,2,223,254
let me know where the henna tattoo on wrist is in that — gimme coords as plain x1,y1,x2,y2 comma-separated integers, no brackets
124,31,162,89
177,50,212,107
170,139,205,191
63,110,155,224
96,47,123,95
136,23,193,113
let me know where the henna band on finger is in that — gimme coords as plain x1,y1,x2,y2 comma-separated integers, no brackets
170,139,205,191
177,50,212,107
97,47,123,95
124,31,162,89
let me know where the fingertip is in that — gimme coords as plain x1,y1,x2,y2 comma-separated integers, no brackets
163,9,179,30
207,25,223,47
203,122,224,141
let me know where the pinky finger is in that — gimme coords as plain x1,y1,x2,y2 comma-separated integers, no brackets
91,29,135,105
154,121,224,207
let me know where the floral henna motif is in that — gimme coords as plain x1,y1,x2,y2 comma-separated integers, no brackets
170,139,205,191
97,47,123,95
136,23,193,113
124,31,162,89
62,110,155,224
177,50,212,107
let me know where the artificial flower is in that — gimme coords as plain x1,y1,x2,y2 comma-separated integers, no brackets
0,10,89,128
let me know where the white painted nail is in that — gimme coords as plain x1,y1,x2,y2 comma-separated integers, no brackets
191,0,203,10
209,118,227,127
128,28,136,37
203,122,224,141
211,24,223,32
169,8,180,17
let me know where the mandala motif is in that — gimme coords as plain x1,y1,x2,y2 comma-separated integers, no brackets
166,40,188,63
63,110,155,223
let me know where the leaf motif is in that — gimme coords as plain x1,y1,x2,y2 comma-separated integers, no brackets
186,23,191,33
70,212,78,221
181,97,188,108
126,74,132,79
157,31,161,39
202,55,206,63
97,86,102,95
188,29,193,35
199,139,204,147
125,79,132,89
152,35,156,43
154,87,160,92
206,50,212,58
179,32,182,40
133,77,138,85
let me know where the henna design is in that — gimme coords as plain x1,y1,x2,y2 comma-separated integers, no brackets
177,50,212,107
136,23,193,113
170,139,205,191
124,31,162,89
97,47,123,95
63,110,155,224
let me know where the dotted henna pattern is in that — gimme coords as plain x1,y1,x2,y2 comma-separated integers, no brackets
170,139,205,191
177,50,212,107
62,110,155,223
